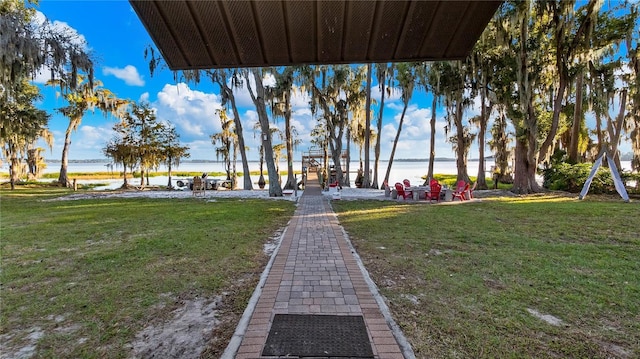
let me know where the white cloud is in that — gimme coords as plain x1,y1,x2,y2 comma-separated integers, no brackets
291,108,314,133
76,125,116,152
370,84,402,103
242,110,259,129
103,65,145,86
263,73,276,87
229,72,312,109
34,12,88,49
291,87,311,109
31,67,53,85
231,83,254,108
398,105,431,136
183,139,217,160
381,123,398,144
153,83,223,140
138,92,150,103
42,123,115,160
386,101,406,113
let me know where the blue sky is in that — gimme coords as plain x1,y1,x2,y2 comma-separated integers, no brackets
32,0,633,163
31,0,481,163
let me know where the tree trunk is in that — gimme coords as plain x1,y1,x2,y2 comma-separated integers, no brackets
512,135,535,194
539,75,567,165
595,110,603,156
476,92,489,190
58,121,75,186
258,149,266,189
9,164,15,190
140,166,145,188
121,160,129,187
454,100,470,183
512,114,543,194
538,3,568,166
373,67,387,189
427,94,437,184
232,142,238,189
167,159,173,188
248,68,282,197
328,113,346,186
226,87,253,190
363,64,372,188
225,147,231,181
283,89,296,190
345,126,351,187
569,70,584,163
383,103,408,185
9,151,19,190
27,147,37,178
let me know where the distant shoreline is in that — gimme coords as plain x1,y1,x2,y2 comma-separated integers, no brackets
42,157,483,164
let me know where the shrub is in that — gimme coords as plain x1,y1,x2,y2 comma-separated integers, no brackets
542,162,620,194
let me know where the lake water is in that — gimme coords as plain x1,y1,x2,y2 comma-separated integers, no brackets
36,159,635,190
39,160,483,190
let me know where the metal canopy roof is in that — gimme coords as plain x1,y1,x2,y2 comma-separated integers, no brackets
129,0,502,70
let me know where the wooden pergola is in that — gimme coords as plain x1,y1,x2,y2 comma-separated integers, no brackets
129,0,503,70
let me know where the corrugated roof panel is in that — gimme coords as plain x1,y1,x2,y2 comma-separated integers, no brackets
219,1,265,66
316,0,345,63
155,1,212,67
130,1,188,69
253,2,291,65
285,1,317,64
367,1,411,61
445,1,500,59
189,1,236,67
129,0,503,70
419,1,470,59
394,1,438,60
341,1,375,62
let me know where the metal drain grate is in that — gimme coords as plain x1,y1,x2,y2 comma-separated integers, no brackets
262,314,374,358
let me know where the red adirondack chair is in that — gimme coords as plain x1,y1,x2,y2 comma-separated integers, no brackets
402,179,413,198
426,180,441,202
452,180,468,201
467,181,476,199
395,182,412,200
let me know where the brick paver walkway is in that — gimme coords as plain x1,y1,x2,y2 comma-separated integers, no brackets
226,173,410,359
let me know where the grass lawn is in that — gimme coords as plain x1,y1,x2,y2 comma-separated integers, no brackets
332,195,640,359
0,185,295,358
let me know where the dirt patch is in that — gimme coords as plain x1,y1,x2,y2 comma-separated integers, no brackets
483,277,506,290
595,339,633,359
526,308,566,327
0,327,44,359
130,296,223,359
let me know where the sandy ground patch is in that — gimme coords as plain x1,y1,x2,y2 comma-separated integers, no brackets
129,296,223,359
